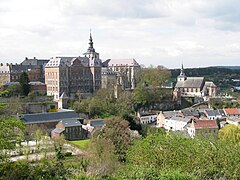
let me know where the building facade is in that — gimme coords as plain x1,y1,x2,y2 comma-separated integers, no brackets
102,59,141,90
0,57,49,85
45,33,102,100
174,64,217,98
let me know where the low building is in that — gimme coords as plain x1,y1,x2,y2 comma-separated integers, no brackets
20,110,82,133
226,117,240,126
223,108,240,117
204,109,226,120
163,115,193,131
82,119,105,136
187,119,219,138
137,112,158,124
157,111,179,128
52,119,87,140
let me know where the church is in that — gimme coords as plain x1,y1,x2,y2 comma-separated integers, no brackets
174,64,217,98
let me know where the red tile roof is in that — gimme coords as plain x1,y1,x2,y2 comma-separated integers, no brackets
223,108,240,115
193,120,218,129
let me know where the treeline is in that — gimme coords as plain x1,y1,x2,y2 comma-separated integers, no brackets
171,67,240,78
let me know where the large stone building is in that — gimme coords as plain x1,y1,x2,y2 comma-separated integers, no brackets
101,59,140,90
0,57,49,85
45,33,102,100
174,64,217,98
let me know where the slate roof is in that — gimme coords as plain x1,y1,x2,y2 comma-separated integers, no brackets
60,119,82,127
45,56,90,68
21,111,80,124
88,119,105,127
193,120,218,129
204,81,217,88
21,58,49,66
52,128,65,134
108,59,140,67
162,111,179,119
29,82,45,86
175,77,204,88
181,110,200,117
170,115,193,123
205,109,226,117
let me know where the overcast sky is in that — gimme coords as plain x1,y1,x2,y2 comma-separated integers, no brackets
0,0,240,68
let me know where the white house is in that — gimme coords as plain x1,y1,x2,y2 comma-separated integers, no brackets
163,115,193,131
138,112,158,124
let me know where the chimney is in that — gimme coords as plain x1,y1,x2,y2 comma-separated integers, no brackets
25,57,28,60
0,63,3,66
34,57,36,59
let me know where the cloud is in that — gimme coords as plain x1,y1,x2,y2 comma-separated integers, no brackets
0,0,240,68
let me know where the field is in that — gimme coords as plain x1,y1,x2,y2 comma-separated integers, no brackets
70,139,90,149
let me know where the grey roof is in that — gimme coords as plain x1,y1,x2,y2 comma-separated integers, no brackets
21,111,80,124
205,109,226,117
107,59,140,67
89,119,105,127
21,58,49,66
52,128,65,134
170,115,193,123
29,81,45,86
45,56,91,68
3,82,20,86
181,110,200,117
175,77,204,88
162,111,179,119
60,119,82,127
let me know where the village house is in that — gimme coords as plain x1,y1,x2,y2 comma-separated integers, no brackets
204,109,226,120
82,119,105,136
223,108,240,117
187,119,219,138
137,112,158,124
226,117,240,126
163,115,193,131
157,111,180,128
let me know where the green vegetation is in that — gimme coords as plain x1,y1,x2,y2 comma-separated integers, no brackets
19,72,31,96
0,115,240,179
71,139,90,149
72,67,173,118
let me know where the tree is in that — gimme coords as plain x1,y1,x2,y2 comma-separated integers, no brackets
218,124,240,143
135,67,171,87
0,117,25,161
98,117,131,161
19,72,30,96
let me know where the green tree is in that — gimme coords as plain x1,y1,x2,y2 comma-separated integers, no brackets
0,117,25,161
218,124,240,143
98,117,131,162
19,72,30,96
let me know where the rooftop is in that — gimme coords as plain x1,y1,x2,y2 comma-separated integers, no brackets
193,120,218,129
175,77,204,88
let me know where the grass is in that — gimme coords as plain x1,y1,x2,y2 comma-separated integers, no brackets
70,139,90,149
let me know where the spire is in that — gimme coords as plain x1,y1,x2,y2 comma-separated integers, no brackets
180,64,185,76
88,29,95,53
